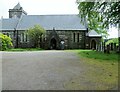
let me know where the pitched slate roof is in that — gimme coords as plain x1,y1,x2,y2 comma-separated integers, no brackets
16,15,87,30
88,30,101,37
0,18,19,31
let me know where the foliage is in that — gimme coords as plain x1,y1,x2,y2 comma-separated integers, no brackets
0,33,13,51
105,38,118,46
27,25,46,48
77,1,120,34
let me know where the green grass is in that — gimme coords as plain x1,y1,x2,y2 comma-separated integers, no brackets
6,48,43,51
65,49,118,90
70,50,118,62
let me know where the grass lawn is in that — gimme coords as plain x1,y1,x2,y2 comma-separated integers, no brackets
75,50,118,62
66,50,118,90
6,48,43,51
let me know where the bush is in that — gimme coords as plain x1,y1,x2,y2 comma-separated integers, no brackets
0,33,13,51
105,38,118,46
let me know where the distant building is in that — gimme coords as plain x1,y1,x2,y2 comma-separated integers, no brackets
0,3,102,49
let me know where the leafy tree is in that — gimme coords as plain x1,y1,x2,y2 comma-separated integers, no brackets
77,1,119,30
27,25,46,48
0,33,13,51
77,1,120,53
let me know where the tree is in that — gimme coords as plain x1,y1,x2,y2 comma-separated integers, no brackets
0,33,13,51
77,1,119,30
27,25,46,48
77,1,120,53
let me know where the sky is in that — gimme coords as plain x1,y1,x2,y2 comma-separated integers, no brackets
0,0,79,17
0,0,118,38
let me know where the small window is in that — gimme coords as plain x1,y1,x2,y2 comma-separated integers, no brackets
77,33,79,42
25,34,27,42
23,33,26,42
21,33,24,42
73,33,75,42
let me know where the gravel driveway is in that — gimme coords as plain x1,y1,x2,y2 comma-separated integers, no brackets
2,51,86,90
2,51,118,90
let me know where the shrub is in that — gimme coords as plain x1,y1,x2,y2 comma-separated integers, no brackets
105,38,118,46
0,33,13,51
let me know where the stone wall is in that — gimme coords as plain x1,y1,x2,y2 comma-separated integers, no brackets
2,30,102,50
44,30,86,49
9,9,27,18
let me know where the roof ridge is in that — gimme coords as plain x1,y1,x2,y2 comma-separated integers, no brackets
2,18,19,20
26,14,78,16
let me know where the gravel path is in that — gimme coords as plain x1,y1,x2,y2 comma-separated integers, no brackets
2,51,118,90
2,51,86,90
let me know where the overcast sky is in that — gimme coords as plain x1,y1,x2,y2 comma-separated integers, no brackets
0,0,118,38
0,0,79,18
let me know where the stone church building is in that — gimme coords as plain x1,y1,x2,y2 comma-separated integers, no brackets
1,3,102,49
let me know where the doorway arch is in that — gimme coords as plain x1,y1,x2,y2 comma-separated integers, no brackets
91,39,96,50
50,38,57,49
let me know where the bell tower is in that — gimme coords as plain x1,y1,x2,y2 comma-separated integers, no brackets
9,3,27,18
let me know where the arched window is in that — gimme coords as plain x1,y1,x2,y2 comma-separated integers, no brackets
77,33,79,42
73,33,75,42
20,33,24,42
